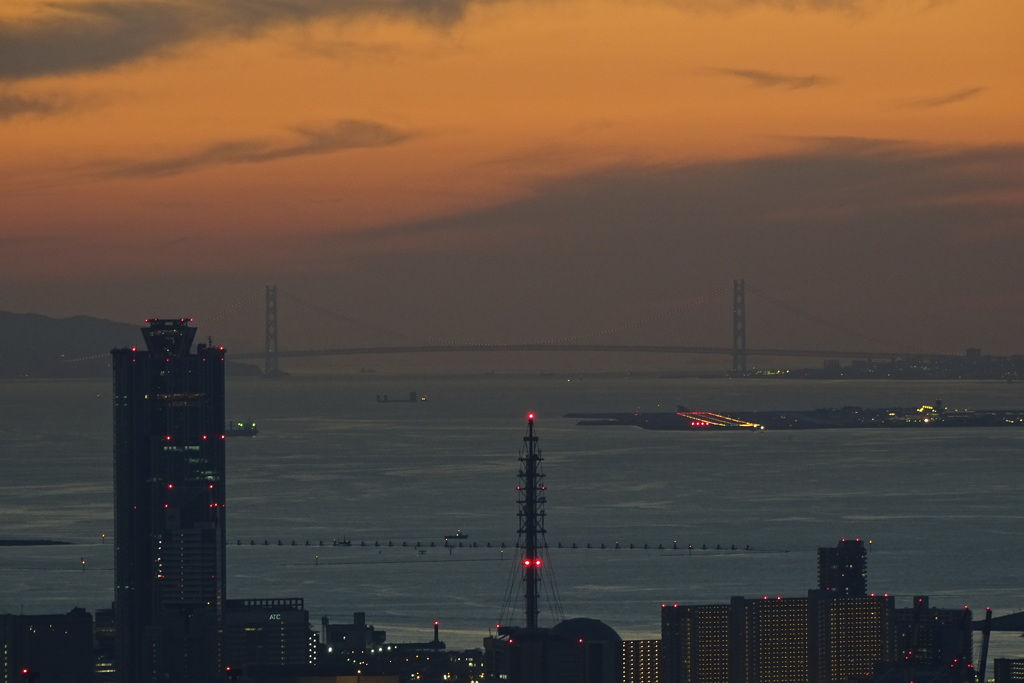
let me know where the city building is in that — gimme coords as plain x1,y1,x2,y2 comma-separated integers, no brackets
737,596,812,683
224,598,317,673
881,596,974,682
111,319,227,683
318,613,475,682
620,638,659,683
810,593,895,683
322,612,387,655
660,603,732,683
817,538,867,597
994,658,1024,683
657,534,976,683
94,607,116,679
0,608,93,682
551,618,622,683
661,594,896,683
485,625,612,683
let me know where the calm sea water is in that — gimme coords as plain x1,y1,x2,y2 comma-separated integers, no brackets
2,374,1024,667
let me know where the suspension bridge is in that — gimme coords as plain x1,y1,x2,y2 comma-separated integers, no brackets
227,282,964,376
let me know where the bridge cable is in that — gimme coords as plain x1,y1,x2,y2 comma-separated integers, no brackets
746,285,907,352
278,289,459,346
537,285,730,345
204,289,264,324
280,286,730,348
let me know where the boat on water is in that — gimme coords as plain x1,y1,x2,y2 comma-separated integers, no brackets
566,401,1024,431
444,530,468,542
376,392,428,403
226,420,259,437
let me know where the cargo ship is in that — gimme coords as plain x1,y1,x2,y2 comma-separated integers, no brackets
566,401,1024,430
376,392,427,403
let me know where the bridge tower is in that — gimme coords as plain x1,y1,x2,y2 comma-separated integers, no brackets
264,284,280,377
732,279,747,375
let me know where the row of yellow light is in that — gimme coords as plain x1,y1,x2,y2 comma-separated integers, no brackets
678,411,762,429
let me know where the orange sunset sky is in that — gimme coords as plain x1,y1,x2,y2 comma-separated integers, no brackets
2,0,1023,364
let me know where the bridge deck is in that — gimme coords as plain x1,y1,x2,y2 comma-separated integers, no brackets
231,344,960,361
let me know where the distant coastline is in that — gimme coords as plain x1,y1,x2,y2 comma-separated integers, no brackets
0,310,261,378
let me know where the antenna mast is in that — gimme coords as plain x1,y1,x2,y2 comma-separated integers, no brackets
518,412,546,632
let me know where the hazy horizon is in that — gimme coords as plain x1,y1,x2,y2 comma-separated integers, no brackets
3,0,1022,359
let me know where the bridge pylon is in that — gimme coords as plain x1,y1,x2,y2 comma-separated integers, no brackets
732,279,747,374
264,284,282,377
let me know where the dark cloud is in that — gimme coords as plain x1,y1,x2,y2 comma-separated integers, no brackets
904,86,985,108
667,0,916,12
288,139,1024,352
0,90,84,119
100,119,411,178
347,139,1024,261
0,0,486,80
717,68,829,89
0,0,934,81
4,138,1020,356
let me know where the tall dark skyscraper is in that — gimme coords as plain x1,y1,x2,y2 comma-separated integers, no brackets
111,319,227,683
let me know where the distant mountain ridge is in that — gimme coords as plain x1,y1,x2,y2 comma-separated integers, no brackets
0,311,260,378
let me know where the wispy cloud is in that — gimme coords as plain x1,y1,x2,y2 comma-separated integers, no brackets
904,86,985,109
668,0,917,12
0,0,489,81
0,90,88,119
100,119,412,178
304,140,1024,349
717,68,829,89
